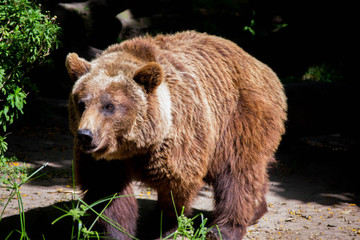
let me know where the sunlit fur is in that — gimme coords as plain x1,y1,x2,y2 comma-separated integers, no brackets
66,31,287,240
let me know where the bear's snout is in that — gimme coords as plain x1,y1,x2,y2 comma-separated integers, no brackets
77,129,96,152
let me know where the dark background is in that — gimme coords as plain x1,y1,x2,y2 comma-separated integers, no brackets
33,0,355,93
33,0,358,161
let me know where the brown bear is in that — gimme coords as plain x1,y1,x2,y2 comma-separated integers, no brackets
66,31,287,240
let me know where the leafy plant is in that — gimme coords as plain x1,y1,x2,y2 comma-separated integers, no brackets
243,10,256,37
160,192,222,240
0,0,61,132
0,0,61,181
161,207,217,240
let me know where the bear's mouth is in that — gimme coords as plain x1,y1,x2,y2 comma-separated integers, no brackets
79,139,107,155
79,144,98,154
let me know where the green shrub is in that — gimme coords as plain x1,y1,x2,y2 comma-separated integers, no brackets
302,64,343,83
0,0,61,132
0,0,61,185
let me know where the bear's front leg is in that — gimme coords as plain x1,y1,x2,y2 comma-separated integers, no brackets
99,183,138,240
75,152,138,239
83,182,138,240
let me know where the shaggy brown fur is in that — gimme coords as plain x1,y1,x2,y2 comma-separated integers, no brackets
66,31,287,240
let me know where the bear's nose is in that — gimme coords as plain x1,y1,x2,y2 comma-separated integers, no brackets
77,129,93,146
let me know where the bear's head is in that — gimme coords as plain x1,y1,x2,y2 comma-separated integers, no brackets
66,50,172,161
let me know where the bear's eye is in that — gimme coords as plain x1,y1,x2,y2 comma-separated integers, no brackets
78,101,86,114
104,103,115,112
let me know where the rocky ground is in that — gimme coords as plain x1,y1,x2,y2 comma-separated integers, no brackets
0,98,359,239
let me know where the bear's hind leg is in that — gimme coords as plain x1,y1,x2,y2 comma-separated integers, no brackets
210,167,267,240
250,185,268,225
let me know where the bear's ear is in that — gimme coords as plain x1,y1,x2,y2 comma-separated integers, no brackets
133,62,163,93
65,53,91,82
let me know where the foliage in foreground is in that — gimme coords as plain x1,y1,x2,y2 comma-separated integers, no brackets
53,190,220,240
1,161,221,240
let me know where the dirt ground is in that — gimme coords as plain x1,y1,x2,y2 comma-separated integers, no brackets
1,98,359,240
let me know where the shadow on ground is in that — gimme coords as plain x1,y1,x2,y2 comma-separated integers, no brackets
271,136,360,206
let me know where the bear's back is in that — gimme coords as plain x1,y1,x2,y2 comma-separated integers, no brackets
153,31,286,124
151,31,286,108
